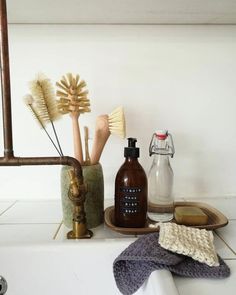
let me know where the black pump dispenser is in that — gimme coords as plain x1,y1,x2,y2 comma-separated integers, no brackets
124,137,139,158
115,137,147,228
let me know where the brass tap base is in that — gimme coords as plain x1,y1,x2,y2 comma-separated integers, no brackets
67,229,93,239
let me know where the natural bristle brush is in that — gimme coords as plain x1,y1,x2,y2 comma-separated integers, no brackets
29,73,61,123
24,73,63,156
90,106,126,165
56,73,91,164
107,107,126,138
56,73,90,114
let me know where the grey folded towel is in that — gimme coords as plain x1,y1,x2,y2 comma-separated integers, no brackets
113,232,230,295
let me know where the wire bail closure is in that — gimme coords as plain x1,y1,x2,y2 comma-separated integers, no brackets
149,131,175,158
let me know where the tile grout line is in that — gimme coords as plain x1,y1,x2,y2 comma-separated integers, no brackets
53,221,63,240
215,231,236,256
0,200,18,217
0,222,61,225
12,200,61,203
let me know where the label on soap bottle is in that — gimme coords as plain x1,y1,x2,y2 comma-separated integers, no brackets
119,186,142,214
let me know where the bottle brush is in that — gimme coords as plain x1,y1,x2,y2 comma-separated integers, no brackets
24,73,63,156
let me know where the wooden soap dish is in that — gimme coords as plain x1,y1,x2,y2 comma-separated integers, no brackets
104,201,229,235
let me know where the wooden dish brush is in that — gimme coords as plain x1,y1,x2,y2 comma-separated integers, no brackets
56,73,91,164
90,107,126,165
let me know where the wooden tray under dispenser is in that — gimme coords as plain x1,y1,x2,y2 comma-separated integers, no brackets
104,201,229,235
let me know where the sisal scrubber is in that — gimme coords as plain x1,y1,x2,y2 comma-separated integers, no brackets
158,222,219,267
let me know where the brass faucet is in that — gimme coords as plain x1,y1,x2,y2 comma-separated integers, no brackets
0,0,92,239
67,170,93,239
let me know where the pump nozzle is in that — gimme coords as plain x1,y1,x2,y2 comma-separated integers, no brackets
125,137,139,158
128,137,137,148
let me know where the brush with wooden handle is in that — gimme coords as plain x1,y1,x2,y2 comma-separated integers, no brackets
90,107,126,165
56,73,91,164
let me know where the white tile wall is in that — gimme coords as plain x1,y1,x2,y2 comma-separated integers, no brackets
1,25,236,200
0,223,60,245
0,201,16,215
216,220,236,255
214,233,236,260
0,200,62,224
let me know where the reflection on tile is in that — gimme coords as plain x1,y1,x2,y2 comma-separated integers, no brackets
55,223,137,241
0,223,59,244
0,200,62,224
214,233,236,259
174,260,236,295
216,220,236,254
0,201,16,215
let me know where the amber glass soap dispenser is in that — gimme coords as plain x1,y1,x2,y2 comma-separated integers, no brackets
115,138,147,228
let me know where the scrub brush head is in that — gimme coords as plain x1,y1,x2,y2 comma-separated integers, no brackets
56,73,91,115
90,106,126,164
29,73,61,124
108,106,126,138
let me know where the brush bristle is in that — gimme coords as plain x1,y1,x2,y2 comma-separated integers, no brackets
23,94,34,105
29,73,61,124
56,73,91,115
108,107,126,138
23,94,45,128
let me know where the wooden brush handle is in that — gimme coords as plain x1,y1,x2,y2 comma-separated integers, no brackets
90,115,110,165
71,114,84,164
84,126,91,165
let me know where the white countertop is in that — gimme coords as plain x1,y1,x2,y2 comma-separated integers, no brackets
0,196,235,294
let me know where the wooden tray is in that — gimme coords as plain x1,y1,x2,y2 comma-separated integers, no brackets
104,201,229,235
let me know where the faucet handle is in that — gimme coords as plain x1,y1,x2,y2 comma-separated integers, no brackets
68,169,87,205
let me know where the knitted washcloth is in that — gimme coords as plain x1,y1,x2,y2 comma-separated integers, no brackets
159,222,219,267
113,233,230,295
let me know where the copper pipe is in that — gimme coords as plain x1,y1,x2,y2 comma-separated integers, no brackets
0,0,91,239
0,155,83,180
0,0,13,158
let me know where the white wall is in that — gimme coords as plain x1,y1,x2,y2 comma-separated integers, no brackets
0,24,236,200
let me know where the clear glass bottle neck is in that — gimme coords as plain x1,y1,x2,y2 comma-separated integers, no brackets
152,154,170,165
